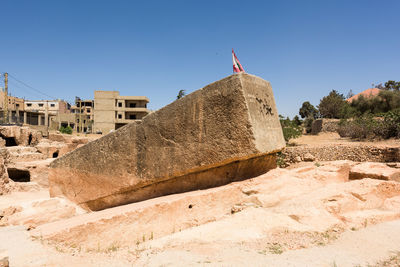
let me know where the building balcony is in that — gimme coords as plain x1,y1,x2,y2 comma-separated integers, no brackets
115,118,142,124
115,107,149,113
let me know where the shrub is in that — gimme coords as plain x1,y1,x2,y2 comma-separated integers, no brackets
338,116,375,140
349,90,400,115
59,126,73,134
304,117,314,133
280,116,302,142
338,111,400,140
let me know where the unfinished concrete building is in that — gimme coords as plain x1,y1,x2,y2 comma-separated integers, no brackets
71,98,94,133
23,100,71,127
93,91,150,134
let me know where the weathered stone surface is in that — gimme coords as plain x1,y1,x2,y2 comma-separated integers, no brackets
0,126,42,146
349,162,400,181
36,136,93,159
0,157,12,195
0,250,8,267
0,147,46,163
49,73,285,210
311,119,340,135
303,153,315,162
33,161,400,253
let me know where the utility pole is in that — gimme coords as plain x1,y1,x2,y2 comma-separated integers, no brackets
3,73,8,124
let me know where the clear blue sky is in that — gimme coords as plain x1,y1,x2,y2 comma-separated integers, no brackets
1,0,399,117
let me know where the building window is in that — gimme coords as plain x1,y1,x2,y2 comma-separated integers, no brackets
86,108,90,113
27,103,32,107
16,104,19,107
129,114,137,120
118,114,122,119
39,103,44,107
129,103,136,108
50,104,55,107
118,102,122,107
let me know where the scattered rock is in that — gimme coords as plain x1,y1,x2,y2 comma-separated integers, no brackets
0,157,13,196
231,205,243,214
294,156,302,163
303,153,315,162
0,250,8,267
386,162,397,168
350,162,400,181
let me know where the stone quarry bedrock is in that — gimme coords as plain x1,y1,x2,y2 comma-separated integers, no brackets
49,73,285,209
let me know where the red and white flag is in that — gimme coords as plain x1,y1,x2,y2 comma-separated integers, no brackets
232,49,245,73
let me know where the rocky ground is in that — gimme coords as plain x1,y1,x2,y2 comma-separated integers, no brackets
1,129,400,266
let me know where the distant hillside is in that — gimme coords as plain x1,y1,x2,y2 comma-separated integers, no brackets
347,88,381,103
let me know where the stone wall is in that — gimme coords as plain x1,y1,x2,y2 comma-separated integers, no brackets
0,126,42,147
0,157,12,195
281,144,400,167
311,119,340,135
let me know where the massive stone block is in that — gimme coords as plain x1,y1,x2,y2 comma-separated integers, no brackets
49,73,285,210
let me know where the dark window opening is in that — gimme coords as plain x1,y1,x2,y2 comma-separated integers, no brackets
28,134,32,145
7,168,30,182
118,102,122,107
129,114,137,120
27,103,32,107
38,103,44,107
16,104,19,107
0,136,17,147
118,114,122,119
50,104,55,107
129,103,136,108
52,151,59,158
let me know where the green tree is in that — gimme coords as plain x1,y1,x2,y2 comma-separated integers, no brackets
177,90,186,99
299,101,318,119
317,90,348,119
279,115,302,142
384,80,400,91
292,115,302,126
59,126,73,134
346,89,354,99
350,90,400,115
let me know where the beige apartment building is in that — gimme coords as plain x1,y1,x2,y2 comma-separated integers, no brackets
24,99,70,126
93,91,150,134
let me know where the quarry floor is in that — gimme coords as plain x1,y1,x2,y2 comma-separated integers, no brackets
1,132,400,266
